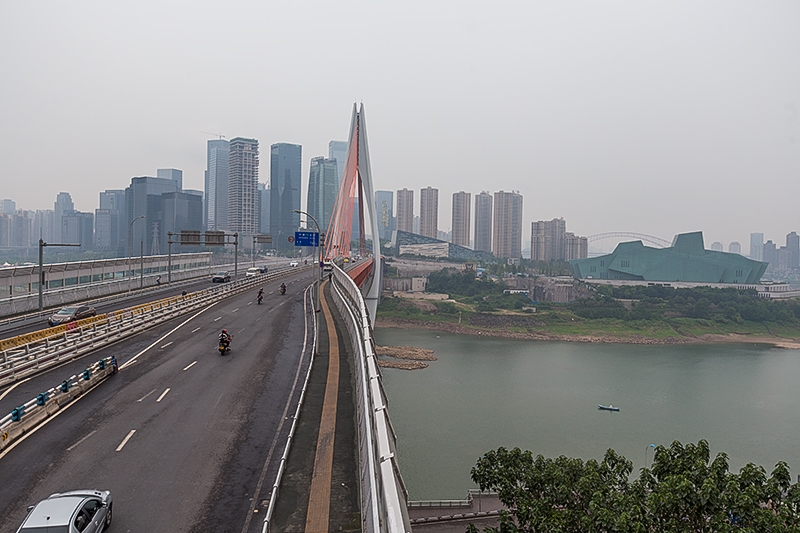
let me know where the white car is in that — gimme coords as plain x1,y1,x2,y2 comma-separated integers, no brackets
17,489,113,533
245,267,260,277
289,261,299,267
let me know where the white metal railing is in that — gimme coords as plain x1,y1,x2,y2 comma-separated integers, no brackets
328,263,412,533
0,266,311,386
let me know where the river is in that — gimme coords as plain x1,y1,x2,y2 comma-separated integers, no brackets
373,327,800,501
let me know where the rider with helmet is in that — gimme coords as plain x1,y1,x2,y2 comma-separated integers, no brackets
219,329,232,346
257,288,264,304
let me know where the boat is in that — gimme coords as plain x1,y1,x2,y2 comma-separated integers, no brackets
598,404,620,411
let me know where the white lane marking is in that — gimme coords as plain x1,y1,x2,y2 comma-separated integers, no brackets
156,388,171,402
269,291,274,295
191,327,202,333
0,381,21,402
232,308,239,313
247,302,253,305
67,430,97,452
214,316,222,322
118,302,219,371
116,430,136,452
183,361,197,371
137,389,157,402
160,341,173,349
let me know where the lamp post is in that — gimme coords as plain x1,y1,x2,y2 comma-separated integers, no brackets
293,210,320,312
38,239,81,312
645,443,656,469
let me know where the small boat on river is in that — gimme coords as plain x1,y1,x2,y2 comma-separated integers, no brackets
598,404,620,412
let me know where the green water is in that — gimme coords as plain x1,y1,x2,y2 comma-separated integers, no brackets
373,327,800,500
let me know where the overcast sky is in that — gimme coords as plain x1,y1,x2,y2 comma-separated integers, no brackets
1,1,798,253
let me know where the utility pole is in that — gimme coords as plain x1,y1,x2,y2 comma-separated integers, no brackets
38,239,81,312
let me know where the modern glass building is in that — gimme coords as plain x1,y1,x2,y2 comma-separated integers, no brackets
375,190,394,242
270,143,302,251
228,137,259,235
570,232,768,284
307,157,339,232
204,139,229,231
451,191,471,248
474,191,493,253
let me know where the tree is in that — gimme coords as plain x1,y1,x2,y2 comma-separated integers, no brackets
469,440,800,532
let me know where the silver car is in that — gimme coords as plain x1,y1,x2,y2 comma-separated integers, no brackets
17,490,112,533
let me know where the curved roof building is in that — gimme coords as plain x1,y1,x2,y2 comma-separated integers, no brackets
569,232,767,284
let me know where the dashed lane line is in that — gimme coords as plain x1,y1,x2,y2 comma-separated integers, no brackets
137,389,157,402
156,388,170,402
183,361,197,371
67,430,97,452
160,341,173,349
116,430,136,452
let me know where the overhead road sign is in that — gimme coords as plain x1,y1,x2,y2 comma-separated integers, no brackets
294,231,319,247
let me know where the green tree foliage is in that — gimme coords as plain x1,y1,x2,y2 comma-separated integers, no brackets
469,440,800,532
427,268,506,297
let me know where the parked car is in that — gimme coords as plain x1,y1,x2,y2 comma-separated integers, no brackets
16,489,112,533
212,271,231,282
245,267,261,278
289,261,299,267
48,305,97,326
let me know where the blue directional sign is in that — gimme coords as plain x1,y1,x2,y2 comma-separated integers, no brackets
293,231,319,247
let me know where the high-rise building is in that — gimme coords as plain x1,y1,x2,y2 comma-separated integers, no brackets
474,192,493,253
419,187,438,239
375,190,394,242
492,191,523,259
62,211,94,250
763,240,777,268
98,189,126,254
396,188,414,233
270,143,302,250
1,199,16,214
204,139,230,231
451,191,471,248
728,242,741,255
258,183,270,235
786,231,799,269
125,176,180,256
749,233,764,261
157,168,183,190
33,210,55,243
328,140,348,181
54,192,74,242
228,137,259,236
307,157,339,232
162,190,204,250
531,218,566,261
564,232,588,261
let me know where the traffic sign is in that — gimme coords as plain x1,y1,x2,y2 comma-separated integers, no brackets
288,236,294,243
294,231,319,247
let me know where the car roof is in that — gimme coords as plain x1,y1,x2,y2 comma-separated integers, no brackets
247,267,259,270
23,496,86,527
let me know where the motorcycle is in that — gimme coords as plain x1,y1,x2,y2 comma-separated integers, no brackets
218,337,231,354
257,293,263,305
279,285,286,295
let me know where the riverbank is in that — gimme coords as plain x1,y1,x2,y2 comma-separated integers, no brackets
375,316,800,349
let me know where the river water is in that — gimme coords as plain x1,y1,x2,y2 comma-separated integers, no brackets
373,327,800,500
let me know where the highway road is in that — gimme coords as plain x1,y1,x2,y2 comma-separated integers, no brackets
0,267,317,532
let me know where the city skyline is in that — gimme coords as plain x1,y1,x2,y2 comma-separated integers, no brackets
2,2,798,249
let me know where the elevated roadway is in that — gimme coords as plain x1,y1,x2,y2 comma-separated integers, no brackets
0,268,317,532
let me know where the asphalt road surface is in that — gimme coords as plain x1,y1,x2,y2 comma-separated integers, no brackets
0,268,316,533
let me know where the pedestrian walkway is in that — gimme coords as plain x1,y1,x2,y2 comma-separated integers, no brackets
270,280,361,532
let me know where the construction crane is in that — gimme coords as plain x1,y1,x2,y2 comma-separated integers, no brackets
201,131,226,139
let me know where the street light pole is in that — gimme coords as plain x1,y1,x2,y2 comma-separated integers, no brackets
293,210,320,312
38,239,81,312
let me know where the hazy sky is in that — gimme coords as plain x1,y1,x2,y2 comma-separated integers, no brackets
1,1,798,252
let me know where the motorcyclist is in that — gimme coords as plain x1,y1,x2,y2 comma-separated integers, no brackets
219,329,232,347
257,288,264,304
280,282,286,294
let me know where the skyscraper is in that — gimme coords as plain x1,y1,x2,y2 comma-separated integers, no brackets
307,157,339,232
419,187,438,239
749,233,764,261
54,192,74,242
125,176,179,256
728,242,741,254
493,190,523,259
396,188,414,233
228,137,259,235
786,231,799,269
270,143,302,250
258,183,270,235
375,190,394,242
451,191,471,247
328,140,348,181
474,191,493,253
157,168,183,190
205,139,229,231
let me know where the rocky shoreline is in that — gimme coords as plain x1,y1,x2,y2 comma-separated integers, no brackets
375,344,437,370
375,317,800,349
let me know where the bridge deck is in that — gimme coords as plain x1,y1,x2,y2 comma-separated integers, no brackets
270,280,361,531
